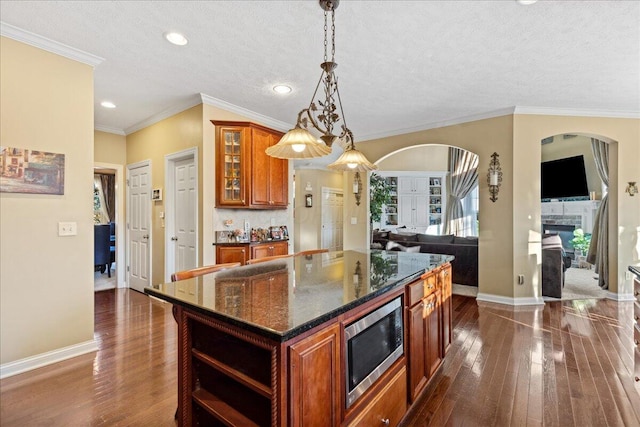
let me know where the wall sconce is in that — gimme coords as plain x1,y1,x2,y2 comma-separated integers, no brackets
353,172,363,206
626,181,638,196
487,152,502,202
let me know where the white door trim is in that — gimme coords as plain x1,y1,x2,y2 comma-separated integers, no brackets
94,162,126,288
164,147,199,283
126,159,152,290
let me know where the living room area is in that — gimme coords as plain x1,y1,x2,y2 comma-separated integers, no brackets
370,136,611,301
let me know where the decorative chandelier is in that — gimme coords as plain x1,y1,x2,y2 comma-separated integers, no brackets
266,0,377,171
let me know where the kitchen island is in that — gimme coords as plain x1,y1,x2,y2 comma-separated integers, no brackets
146,250,453,427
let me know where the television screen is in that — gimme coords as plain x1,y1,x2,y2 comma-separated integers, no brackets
541,155,589,200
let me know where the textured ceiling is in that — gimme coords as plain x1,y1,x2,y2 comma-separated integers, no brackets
1,0,639,145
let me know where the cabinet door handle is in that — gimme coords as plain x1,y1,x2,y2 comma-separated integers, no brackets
636,376,640,382
241,249,245,253
381,418,390,425
171,236,178,241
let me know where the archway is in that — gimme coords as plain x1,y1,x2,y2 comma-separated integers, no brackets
373,143,480,295
540,133,617,299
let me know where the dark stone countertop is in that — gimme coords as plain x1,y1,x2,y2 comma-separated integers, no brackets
145,250,453,342
212,238,289,246
629,265,640,279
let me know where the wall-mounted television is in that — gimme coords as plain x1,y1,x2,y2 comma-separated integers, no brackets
541,155,589,200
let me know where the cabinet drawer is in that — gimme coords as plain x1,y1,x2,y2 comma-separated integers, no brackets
634,323,640,349
634,302,640,327
406,281,424,307
635,342,640,392
634,278,640,297
347,366,407,427
423,270,438,297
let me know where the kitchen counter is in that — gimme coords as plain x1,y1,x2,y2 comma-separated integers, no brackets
629,265,640,279
146,249,452,342
211,238,288,246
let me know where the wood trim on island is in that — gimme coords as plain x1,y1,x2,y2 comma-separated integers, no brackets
165,261,453,426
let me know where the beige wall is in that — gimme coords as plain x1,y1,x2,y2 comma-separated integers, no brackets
360,115,515,298
0,37,95,365
126,105,204,286
377,144,449,171
514,114,639,298
95,131,126,165
293,169,343,252
541,134,601,198
357,113,639,302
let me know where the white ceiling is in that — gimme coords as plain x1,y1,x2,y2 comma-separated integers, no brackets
1,0,639,145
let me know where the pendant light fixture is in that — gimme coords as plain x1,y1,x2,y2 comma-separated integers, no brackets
266,0,376,171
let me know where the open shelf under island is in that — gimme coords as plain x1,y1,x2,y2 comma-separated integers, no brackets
145,249,454,427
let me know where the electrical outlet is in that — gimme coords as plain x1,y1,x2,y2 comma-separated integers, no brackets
58,221,77,236
351,217,357,225
626,271,633,280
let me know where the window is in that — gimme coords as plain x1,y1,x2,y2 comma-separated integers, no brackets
460,185,479,237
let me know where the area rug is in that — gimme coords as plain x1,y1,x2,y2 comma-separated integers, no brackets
550,266,607,301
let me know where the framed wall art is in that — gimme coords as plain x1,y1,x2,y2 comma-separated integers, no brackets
0,147,65,195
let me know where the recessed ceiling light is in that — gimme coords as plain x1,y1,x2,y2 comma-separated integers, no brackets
273,85,292,94
101,101,116,109
516,0,538,4
164,32,188,46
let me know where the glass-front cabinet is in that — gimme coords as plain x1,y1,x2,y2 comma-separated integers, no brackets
216,123,248,207
213,121,288,209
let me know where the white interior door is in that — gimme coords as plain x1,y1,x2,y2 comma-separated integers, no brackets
321,188,343,252
171,157,197,275
127,162,151,293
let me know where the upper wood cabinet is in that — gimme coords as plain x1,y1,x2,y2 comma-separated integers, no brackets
213,120,288,209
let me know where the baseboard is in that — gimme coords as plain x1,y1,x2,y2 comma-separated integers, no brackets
605,291,636,302
476,292,545,306
0,339,98,379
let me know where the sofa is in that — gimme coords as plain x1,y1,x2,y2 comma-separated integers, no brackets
373,231,478,287
541,234,572,298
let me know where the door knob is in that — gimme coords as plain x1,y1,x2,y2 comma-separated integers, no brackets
171,236,178,241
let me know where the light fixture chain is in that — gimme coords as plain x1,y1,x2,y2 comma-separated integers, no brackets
324,11,328,63
331,8,336,61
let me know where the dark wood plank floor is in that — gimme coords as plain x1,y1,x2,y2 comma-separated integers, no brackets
1,290,639,426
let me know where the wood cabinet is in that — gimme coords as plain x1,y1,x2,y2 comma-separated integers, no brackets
216,244,249,265
346,366,407,427
216,241,288,266
213,120,288,209
289,324,341,427
405,265,448,402
176,307,278,426
250,240,288,260
439,263,453,355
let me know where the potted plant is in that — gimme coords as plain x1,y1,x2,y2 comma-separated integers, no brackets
571,228,591,257
369,173,393,246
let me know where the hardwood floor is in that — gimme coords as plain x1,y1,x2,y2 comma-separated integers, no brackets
1,290,638,426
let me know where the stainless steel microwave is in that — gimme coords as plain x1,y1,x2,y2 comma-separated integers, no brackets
344,296,404,408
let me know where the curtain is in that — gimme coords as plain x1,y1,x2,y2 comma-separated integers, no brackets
443,147,479,236
99,173,116,223
94,175,110,223
587,138,608,289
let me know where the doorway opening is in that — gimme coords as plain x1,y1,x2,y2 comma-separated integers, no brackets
94,162,125,291
540,133,615,300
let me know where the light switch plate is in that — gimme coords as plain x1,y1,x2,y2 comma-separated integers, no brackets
58,221,77,236
351,217,357,225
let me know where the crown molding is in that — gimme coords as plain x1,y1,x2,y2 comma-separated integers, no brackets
1,21,104,67
124,95,202,135
200,93,293,133
513,106,640,119
359,107,516,142
94,125,126,136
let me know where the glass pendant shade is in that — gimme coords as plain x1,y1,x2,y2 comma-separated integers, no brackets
266,127,332,159
327,146,378,171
